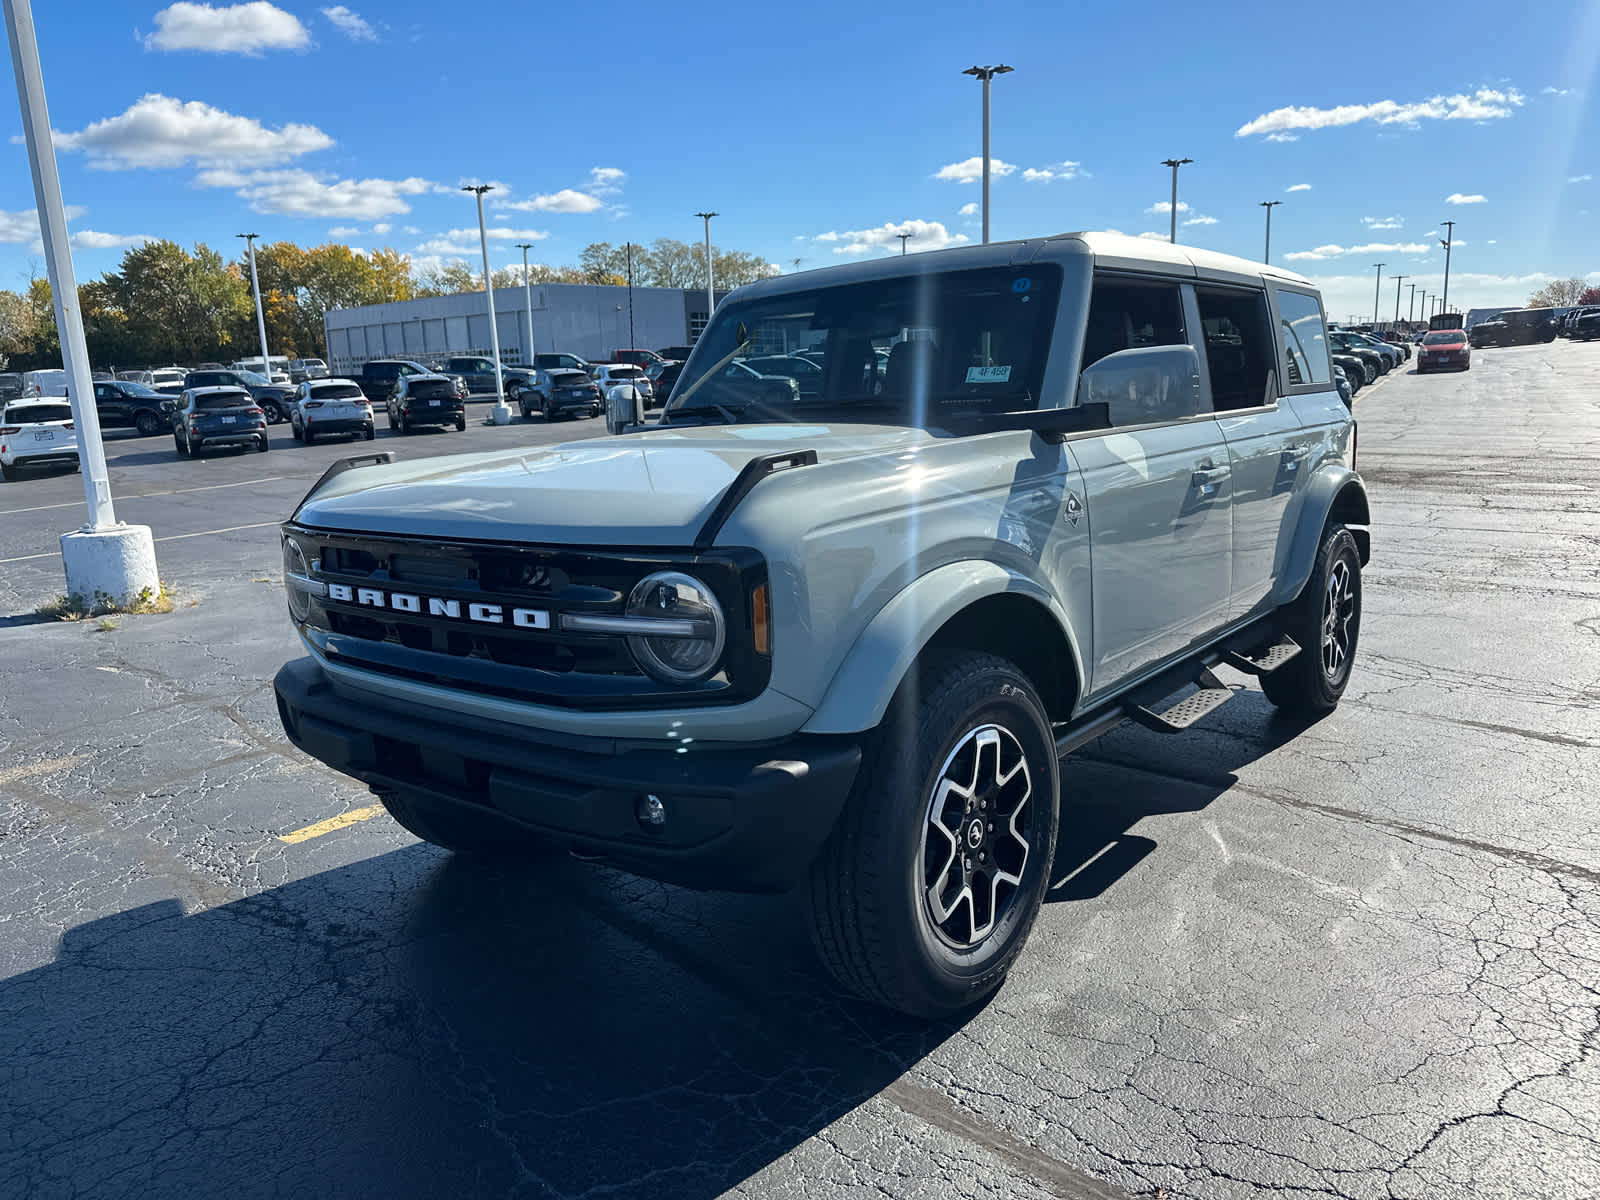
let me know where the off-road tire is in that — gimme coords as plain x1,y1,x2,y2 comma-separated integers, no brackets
1261,523,1361,718
373,786,559,865
806,651,1059,1018
261,401,282,424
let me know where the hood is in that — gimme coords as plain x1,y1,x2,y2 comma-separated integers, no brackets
293,423,929,545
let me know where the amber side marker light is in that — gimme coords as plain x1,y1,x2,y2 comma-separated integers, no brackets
752,582,770,655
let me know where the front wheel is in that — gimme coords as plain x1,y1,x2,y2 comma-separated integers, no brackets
260,401,283,424
806,651,1059,1018
1261,524,1362,718
0,462,19,482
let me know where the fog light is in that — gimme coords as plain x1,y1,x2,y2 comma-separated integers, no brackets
637,794,666,828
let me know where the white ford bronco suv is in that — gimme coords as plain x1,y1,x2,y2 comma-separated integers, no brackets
275,232,1368,1018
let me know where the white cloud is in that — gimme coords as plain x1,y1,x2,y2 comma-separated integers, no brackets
413,237,479,256
1021,160,1084,183
1283,242,1433,261
1147,201,1191,215
1362,216,1404,230
142,2,310,54
414,226,548,255
1137,232,1170,241
1183,215,1219,226
0,205,85,248
935,157,1016,183
53,94,331,169
1286,183,1312,192
1237,87,1525,137
497,188,604,214
1265,132,1300,143
71,230,155,249
958,202,979,217
1567,174,1591,183
1543,86,1571,96
371,221,391,234
402,225,419,235
814,219,969,256
197,168,432,218
1488,239,1497,244
588,167,625,194
321,5,376,41
1446,192,1487,204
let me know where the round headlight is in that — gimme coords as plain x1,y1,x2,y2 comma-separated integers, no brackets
625,571,726,683
283,537,312,623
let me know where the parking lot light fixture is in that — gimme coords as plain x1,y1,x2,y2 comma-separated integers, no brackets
695,212,717,327
463,184,510,424
1440,221,1455,312
898,232,912,256
1372,263,1385,327
237,233,271,380
964,65,1013,244
516,243,536,364
4,0,160,603
1161,158,1192,243
1258,200,1281,263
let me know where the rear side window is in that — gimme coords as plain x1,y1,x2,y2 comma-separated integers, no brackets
1081,277,1188,369
1276,290,1331,386
1195,287,1277,411
187,372,225,387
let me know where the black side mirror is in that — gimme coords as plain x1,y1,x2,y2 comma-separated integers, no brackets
1077,345,1206,426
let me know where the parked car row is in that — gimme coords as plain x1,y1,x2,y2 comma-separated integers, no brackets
1560,306,1600,339
1470,308,1561,348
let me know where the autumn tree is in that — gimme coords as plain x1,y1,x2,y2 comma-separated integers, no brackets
1527,278,1591,307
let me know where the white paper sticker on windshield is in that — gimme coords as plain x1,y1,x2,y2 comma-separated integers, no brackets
966,365,1012,383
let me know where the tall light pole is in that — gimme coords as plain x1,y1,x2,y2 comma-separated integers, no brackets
624,241,635,350
963,65,1013,244
897,232,911,256
4,0,159,604
1408,282,1417,324
463,184,509,423
1390,275,1407,332
1439,220,1455,312
695,211,717,334
237,233,271,379
1161,157,1193,243
1371,263,1385,327
516,242,536,364
1259,199,1281,263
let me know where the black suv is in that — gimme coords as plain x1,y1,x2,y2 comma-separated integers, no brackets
1475,308,1560,347
386,373,466,434
94,379,171,437
183,369,296,424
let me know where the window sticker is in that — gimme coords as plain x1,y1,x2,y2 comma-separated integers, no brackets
966,365,1013,384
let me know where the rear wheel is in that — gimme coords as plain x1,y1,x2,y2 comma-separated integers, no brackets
1261,524,1362,719
542,398,555,421
806,651,1059,1018
399,411,411,435
1,462,19,481
364,424,375,441
134,411,163,437
258,435,270,453
455,415,466,431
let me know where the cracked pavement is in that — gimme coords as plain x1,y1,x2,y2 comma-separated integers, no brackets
2,344,1598,1198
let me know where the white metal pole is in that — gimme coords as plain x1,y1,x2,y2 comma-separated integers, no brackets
980,74,992,245
517,243,535,363
696,211,717,329
465,185,508,420
240,234,270,378
4,0,114,528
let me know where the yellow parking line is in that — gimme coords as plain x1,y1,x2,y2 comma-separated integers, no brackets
276,803,386,844
0,753,84,784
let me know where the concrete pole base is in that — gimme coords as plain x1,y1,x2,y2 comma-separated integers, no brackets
491,402,513,425
60,524,160,611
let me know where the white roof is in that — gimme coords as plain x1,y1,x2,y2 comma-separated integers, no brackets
1060,231,1314,286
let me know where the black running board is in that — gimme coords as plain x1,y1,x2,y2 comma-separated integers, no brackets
1125,666,1235,734
1223,635,1301,676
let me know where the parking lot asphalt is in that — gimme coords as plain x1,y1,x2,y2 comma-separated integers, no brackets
2,347,1597,1199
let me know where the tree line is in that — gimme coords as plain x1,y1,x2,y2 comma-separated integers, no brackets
1526,278,1600,308
0,238,780,371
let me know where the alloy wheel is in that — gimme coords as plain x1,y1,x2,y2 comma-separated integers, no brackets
1321,558,1356,679
920,725,1033,948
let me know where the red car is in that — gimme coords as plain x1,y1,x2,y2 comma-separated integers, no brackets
1417,330,1471,373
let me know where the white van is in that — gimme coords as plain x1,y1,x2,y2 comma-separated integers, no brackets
23,368,69,397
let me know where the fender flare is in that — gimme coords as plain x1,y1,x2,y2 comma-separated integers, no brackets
1270,467,1370,607
801,560,1086,735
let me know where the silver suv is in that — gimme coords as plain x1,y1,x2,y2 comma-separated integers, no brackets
274,232,1369,1018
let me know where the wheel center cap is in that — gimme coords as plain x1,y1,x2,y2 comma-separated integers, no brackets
966,819,985,849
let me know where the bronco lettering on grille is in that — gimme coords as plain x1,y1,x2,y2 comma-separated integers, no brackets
325,582,548,629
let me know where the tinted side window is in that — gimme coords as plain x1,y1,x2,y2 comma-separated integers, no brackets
1194,287,1276,411
1277,290,1331,386
1081,277,1187,369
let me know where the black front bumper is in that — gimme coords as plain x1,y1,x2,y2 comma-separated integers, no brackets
274,657,861,892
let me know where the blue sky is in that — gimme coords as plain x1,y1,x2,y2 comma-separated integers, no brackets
3,0,1597,323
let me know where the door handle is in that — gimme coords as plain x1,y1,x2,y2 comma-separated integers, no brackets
1191,465,1231,488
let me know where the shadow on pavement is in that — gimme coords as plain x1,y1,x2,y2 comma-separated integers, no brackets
0,845,959,1199
1047,688,1315,902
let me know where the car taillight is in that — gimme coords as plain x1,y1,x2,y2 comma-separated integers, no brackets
304,401,323,409
247,407,263,416
0,426,18,435
64,421,74,430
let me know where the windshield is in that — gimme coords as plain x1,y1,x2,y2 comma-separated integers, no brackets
667,265,1061,428
1422,332,1466,345
119,382,162,397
